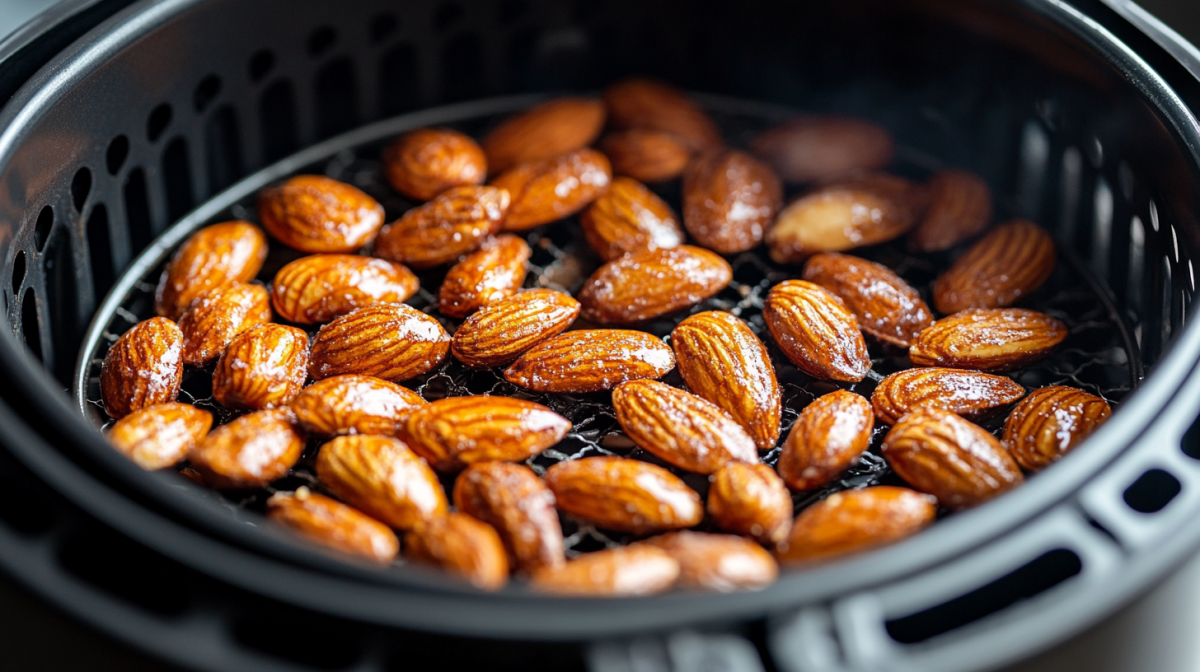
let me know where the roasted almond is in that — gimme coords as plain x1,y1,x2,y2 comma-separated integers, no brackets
871,367,1025,425
100,317,184,419
491,148,612,231
399,396,570,472
213,323,309,411
374,185,510,269
644,531,778,592
178,283,272,366
682,149,782,253
267,487,399,563
763,280,871,382
580,176,684,261
271,254,419,324
909,308,1067,371
775,486,936,563
188,408,304,489
315,434,447,530
933,220,1055,313
909,169,993,252
707,462,793,545
291,374,427,437
882,408,1024,509
438,234,531,318
107,402,212,470
454,462,564,574
451,289,581,368
483,97,606,173
503,330,675,394
802,252,933,348
308,304,450,382
258,175,385,253
1003,386,1111,472
155,221,268,320
750,116,894,184
405,512,509,590
603,78,723,152
382,127,486,201
544,456,703,534
599,130,692,183
578,246,731,324
530,545,679,596
777,390,874,491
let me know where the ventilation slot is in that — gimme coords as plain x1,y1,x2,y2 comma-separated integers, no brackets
1183,413,1200,460
379,44,419,116
33,205,53,251
314,57,360,139
1123,468,1181,513
232,610,360,670
0,452,58,536
163,137,194,221
193,74,222,112
106,135,129,175
124,169,153,255
147,103,172,142
11,249,25,291
86,204,114,300
205,105,243,194
44,225,78,380
441,33,484,102
260,80,299,163
20,287,41,361
249,49,275,83
71,167,91,212
57,523,192,617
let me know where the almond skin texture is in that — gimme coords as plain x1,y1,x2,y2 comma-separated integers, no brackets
382,127,486,201
531,545,680,596
751,117,894,184
612,380,757,474
707,463,793,544
258,175,385,253
178,283,272,366
155,222,268,320
1003,386,1111,472
452,289,581,368
491,149,612,231
267,488,399,563
212,323,310,411
100,317,184,419
405,513,509,591
682,149,782,254
578,246,732,324
544,456,703,534
872,367,1026,425
644,532,778,592
399,396,571,472
580,176,684,261
308,304,450,382
882,408,1024,509
599,130,692,183
909,169,993,252
453,462,565,574
778,390,874,491
483,97,606,174
763,280,871,382
672,311,781,449
290,375,427,437
933,220,1056,314
604,78,723,152
107,403,212,470
775,486,936,563
802,252,933,348
438,234,531,318
374,185,510,269
271,254,419,324
188,409,304,489
909,308,1068,371
503,330,675,393
315,434,447,530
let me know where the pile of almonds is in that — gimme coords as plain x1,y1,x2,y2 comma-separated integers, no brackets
98,78,1113,596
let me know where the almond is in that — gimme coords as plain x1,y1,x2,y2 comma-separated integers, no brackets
399,396,570,472
315,434,447,530
503,330,675,393
374,185,510,269
308,304,450,382
580,176,684,261
1003,386,1111,472
438,234,531,318
933,220,1055,314
775,486,936,563
802,252,933,348
599,130,692,183
453,462,564,574
271,254,419,324
882,408,1024,509
612,380,757,474
405,513,509,590
544,456,702,534
212,323,309,411
154,222,268,320
178,283,272,366
530,545,679,596
290,374,427,437
671,311,781,449
482,97,606,173
100,317,184,419
682,149,782,253
777,390,874,491
871,367,1025,425
909,169,992,252
578,246,732,324
188,408,304,489
491,148,612,231
644,531,777,592
106,402,212,470
707,462,792,545
750,117,894,184
603,78,723,152
909,308,1067,371
267,487,399,563
258,175,385,253
382,127,486,201
451,289,581,368
763,280,871,382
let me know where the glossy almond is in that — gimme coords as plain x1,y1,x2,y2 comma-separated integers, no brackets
872,367,1025,425
775,486,936,563
258,175,385,253
933,220,1055,313
107,403,212,471
374,185,510,269
707,462,792,545
483,97,606,173
882,408,1024,509
603,78,722,152
751,116,894,184
212,323,309,411
188,408,304,489
491,148,612,231
405,513,509,590
271,254,419,324
578,246,732,324
454,462,564,574
178,283,272,366
645,531,777,592
267,488,399,563
763,280,871,382
291,374,427,437
308,304,450,382
544,456,702,534
580,176,684,261
802,252,933,347
909,308,1067,371
682,149,782,253
909,169,993,252
1003,386,1111,472
452,289,581,368
100,317,184,419
778,390,874,491
315,434,447,530
530,545,679,596
503,330,675,394
155,222,268,320
599,130,692,183
382,127,486,201
438,234,531,318
399,396,571,472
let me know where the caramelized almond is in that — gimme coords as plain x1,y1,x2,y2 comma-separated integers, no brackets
1003,386,1111,471
188,409,304,489
291,375,427,437
909,308,1067,371
763,280,871,382
503,330,675,394
775,486,936,563
399,396,570,472
258,175,385,253
178,283,272,366
155,221,268,320
437,234,531,318
544,456,702,534
271,254,419,324
644,531,777,592
308,304,451,382
491,148,612,231
382,127,486,201
107,403,212,471
482,97,606,173
604,78,723,152
802,252,933,348
212,323,309,411
909,169,993,252
933,220,1056,313
454,462,565,574
599,130,692,183
404,513,509,591
751,116,894,184
267,488,399,563
315,434,447,530
580,176,684,261
682,149,782,253
707,462,792,545
531,545,679,596
100,317,184,419
451,289,581,368
578,246,732,324
777,390,874,491
871,367,1025,425
374,185,510,269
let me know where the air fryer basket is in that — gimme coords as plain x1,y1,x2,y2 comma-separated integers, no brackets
2,1,1200,671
